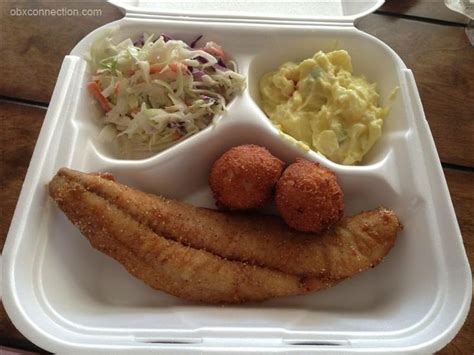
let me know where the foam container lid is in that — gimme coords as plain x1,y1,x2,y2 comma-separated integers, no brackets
2,0,471,353
109,0,384,23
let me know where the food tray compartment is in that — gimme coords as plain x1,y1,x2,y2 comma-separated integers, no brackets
2,14,471,354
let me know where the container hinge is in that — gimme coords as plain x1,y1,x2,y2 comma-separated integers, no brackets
134,337,349,348
121,12,356,27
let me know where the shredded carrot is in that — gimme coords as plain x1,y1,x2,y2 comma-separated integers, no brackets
168,63,179,72
149,64,164,74
172,132,183,141
113,82,120,95
169,63,188,72
87,82,112,112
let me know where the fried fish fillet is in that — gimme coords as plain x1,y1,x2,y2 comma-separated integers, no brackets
54,168,402,280
49,168,402,303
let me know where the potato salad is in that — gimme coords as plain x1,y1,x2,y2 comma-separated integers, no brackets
259,50,392,165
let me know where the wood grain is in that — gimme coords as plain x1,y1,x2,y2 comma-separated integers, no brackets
0,102,45,248
0,0,123,103
438,168,474,355
0,102,46,353
380,0,469,24
358,14,474,167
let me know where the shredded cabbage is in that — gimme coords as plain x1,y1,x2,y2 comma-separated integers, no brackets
88,32,246,158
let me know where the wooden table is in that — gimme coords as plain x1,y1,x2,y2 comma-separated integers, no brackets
1,1,472,353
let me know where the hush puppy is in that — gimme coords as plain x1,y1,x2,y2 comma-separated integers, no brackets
209,144,284,209
275,158,344,233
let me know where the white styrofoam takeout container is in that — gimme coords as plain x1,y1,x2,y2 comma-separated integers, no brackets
2,0,471,353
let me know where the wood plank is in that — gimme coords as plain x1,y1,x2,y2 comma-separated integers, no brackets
0,305,46,353
358,14,474,167
379,0,469,24
0,0,123,103
0,102,45,248
438,168,474,355
0,102,46,353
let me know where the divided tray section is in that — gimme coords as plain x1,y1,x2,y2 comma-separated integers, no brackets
13,17,456,349
70,19,409,166
38,122,441,335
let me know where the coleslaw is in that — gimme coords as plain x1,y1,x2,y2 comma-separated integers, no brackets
88,32,246,158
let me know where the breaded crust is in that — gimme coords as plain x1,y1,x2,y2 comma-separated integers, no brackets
276,159,344,233
49,168,402,303
49,171,332,303
209,144,284,209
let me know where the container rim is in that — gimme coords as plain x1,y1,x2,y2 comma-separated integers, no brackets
108,0,385,24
